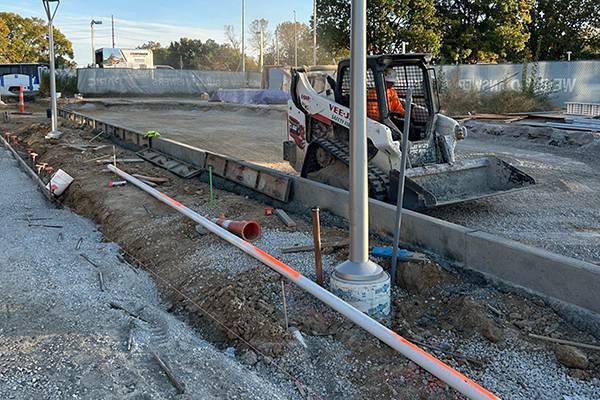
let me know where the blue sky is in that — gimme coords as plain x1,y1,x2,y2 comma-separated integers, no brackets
2,0,314,66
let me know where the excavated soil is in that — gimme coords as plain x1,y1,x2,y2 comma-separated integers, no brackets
2,110,600,399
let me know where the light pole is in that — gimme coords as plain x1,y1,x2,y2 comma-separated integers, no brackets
259,24,264,73
275,26,280,65
313,0,317,65
241,0,245,73
111,15,115,48
293,10,298,67
90,19,102,67
42,0,62,139
330,0,390,317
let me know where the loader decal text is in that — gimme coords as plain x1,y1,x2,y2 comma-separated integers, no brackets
329,104,351,128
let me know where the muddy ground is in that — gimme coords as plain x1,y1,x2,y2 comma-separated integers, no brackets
67,99,600,265
2,105,600,399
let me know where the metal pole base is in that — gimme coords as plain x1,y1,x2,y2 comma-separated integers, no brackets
330,268,391,317
45,130,63,140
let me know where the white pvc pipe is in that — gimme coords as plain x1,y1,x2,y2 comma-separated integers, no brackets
107,164,499,400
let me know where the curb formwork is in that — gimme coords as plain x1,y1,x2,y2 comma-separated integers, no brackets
57,107,600,317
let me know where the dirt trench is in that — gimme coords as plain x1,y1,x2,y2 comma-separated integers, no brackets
3,114,600,399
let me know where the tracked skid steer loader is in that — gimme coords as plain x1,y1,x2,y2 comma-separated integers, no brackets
283,54,535,210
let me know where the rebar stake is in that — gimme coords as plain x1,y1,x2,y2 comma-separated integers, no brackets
311,207,323,286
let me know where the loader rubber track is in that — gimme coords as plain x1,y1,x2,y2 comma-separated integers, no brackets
308,137,389,201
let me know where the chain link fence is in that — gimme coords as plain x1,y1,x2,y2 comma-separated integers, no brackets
77,68,261,95
436,60,600,105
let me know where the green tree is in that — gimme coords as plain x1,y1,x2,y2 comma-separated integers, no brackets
0,19,9,64
317,0,441,58
136,38,258,71
0,12,74,67
138,41,171,66
528,0,600,60
437,0,533,63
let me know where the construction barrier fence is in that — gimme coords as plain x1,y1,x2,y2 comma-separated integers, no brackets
77,68,261,95
436,60,600,104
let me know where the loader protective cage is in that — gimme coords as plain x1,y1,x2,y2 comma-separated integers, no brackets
336,54,435,140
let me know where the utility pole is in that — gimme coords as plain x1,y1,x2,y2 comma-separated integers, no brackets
42,0,62,139
312,0,317,65
275,26,280,65
111,15,115,48
259,25,264,73
241,0,245,73
330,0,390,317
293,10,298,67
90,19,102,67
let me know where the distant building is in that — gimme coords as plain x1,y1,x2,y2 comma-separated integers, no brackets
94,48,154,69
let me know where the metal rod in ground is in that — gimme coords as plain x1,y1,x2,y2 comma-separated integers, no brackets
390,89,413,287
151,351,185,394
106,164,498,400
208,166,214,207
127,319,135,351
281,280,289,330
98,271,105,292
311,207,323,286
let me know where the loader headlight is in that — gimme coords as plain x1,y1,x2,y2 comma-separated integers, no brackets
454,125,467,140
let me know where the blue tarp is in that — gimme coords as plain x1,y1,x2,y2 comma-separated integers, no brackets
210,89,290,105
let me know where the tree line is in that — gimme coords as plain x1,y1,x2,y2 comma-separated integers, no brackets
1,1,598,70
318,0,600,63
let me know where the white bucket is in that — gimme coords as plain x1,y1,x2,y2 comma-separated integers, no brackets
46,169,74,196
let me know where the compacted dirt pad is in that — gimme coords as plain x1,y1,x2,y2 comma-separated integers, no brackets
2,112,600,399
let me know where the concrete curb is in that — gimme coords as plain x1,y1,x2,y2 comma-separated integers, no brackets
57,107,600,316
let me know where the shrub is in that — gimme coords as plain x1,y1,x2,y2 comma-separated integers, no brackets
39,69,77,97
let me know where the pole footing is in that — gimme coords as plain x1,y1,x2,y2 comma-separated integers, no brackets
330,267,390,317
45,130,63,140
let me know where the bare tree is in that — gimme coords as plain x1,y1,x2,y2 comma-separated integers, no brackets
248,18,271,54
224,25,239,49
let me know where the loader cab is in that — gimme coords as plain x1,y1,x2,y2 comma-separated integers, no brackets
334,54,436,141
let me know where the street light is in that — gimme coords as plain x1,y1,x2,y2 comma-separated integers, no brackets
330,0,390,317
241,0,245,73
293,10,298,67
313,0,317,65
42,0,62,139
90,19,103,67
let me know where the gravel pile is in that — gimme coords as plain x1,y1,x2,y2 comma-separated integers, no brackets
447,334,600,400
427,122,600,265
0,147,294,399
